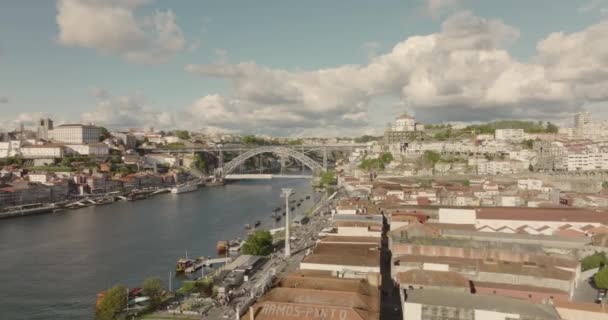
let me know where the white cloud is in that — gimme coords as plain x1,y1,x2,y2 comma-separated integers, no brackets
423,0,462,18
183,11,608,132
0,112,51,131
56,0,186,64
81,89,175,129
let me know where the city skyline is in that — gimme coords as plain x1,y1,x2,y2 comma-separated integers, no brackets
1,0,608,136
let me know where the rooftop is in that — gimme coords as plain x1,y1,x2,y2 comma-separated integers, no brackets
396,270,470,289
404,289,559,319
302,243,380,267
476,207,608,224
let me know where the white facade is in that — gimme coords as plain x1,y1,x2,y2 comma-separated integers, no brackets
394,114,416,132
495,129,524,142
28,173,53,184
477,160,527,175
567,152,608,171
21,145,63,159
64,144,109,157
51,125,101,144
438,208,476,225
517,179,543,190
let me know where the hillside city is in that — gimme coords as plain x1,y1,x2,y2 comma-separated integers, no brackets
2,109,608,319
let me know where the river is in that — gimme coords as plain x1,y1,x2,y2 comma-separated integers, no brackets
0,179,314,320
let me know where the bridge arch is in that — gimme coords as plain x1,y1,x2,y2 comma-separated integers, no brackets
217,146,324,178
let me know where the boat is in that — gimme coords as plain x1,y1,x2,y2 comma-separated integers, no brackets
171,183,198,194
176,258,194,273
217,241,228,255
254,220,261,227
275,215,282,222
274,207,281,212
290,207,295,211
244,224,252,230
296,203,301,207
306,195,311,200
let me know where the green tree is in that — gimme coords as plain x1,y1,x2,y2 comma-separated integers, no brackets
603,181,608,190
582,252,608,271
96,284,127,320
320,171,336,187
142,277,164,308
380,152,393,164
193,153,206,171
174,130,190,140
242,230,273,256
594,267,608,290
522,139,534,149
423,151,441,165
546,122,559,133
99,127,112,141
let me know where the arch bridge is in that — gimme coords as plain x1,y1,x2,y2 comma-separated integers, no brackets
215,146,325,179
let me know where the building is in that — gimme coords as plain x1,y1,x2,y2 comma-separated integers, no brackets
113,132,137,148
64,143,109,158
495,129,524,142
566,152,608,171
50,124,101,144
36,118,53,140
385,113,424,144
533,140,567,171
394,113,416,132
300,243,381,279
241,271,380,320
20,144,63,159
401,289,560,320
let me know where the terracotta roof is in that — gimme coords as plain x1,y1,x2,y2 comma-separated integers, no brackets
395,254,576,281
397,270,470,288
303,243,380,267
473,281,569,295
476,207,608,224
319,236,381,245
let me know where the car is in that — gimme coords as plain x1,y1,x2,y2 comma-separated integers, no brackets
596,289,607,304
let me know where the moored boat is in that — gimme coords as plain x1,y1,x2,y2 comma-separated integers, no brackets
171,183,198,194
176,258,194,273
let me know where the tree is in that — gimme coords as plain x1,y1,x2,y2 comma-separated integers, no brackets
241,230,273,256
380,152,393,164
174,130,190,140
320,171,336,187
142,277,164,308
193,153,206,172
546,122,559,133
96,284,127,320
594,267,608,290
603,181,608,190
582,252,608,271
99,127,112,141
423,151,441,165
522,139,534,149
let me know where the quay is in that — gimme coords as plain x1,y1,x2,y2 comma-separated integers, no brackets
184,257,232,273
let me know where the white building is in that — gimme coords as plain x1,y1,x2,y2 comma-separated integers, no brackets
394,113,416,132
20,144,63,159
28,172,53,184
566,152,608,171
517,179,543,191
64,143,109,158
50,124,101,144
495,129,525,142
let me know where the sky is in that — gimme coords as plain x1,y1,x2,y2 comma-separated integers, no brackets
0,0,607,137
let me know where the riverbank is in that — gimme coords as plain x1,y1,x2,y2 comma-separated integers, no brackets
0,179,313,320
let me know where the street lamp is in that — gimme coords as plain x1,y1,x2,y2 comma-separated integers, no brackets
281,188,293,258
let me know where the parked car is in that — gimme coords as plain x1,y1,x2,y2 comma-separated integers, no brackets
595,289,607,304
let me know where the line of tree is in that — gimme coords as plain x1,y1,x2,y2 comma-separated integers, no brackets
359,153,393,171
465,120,559,134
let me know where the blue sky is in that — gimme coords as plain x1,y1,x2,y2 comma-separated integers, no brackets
1,0,607,136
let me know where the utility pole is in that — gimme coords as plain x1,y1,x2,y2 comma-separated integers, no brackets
168,271,172,292
281,188,293,258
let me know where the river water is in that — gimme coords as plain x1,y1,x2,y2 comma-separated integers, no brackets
0,179,313,320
